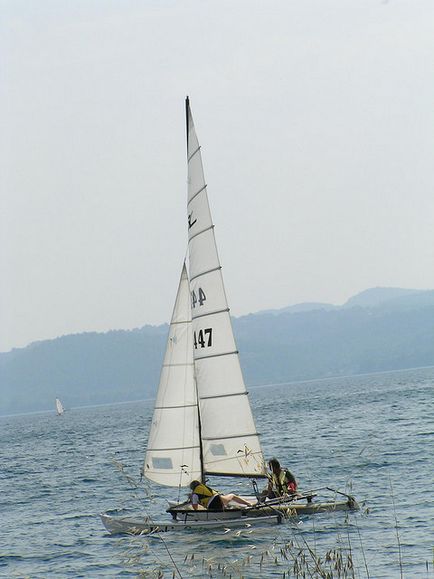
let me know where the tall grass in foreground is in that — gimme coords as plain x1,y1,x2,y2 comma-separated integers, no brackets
110,462,433,578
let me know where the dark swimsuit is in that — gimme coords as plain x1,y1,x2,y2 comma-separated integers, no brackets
207,495,224,511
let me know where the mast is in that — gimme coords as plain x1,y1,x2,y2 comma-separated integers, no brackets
185,97,265,479
194,375,205,483
185,96,205,482
185,96,190,152
187,96,206,483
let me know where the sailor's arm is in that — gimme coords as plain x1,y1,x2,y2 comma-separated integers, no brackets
191,493,199,510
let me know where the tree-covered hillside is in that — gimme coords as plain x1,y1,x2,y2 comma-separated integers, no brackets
1,288,433,415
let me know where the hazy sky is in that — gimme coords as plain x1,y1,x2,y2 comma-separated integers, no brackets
1,0,433,352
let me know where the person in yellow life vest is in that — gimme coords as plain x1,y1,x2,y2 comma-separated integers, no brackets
266,458,298,498
189,481,255,511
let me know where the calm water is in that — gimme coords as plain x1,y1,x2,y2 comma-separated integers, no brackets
1,367,433,578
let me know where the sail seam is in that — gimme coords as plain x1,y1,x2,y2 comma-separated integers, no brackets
147,445,200,451
205,471,267,479
154,403,197,409
192,307,229,320
170,320,191,325
190,266,222,282
188,184,207,205
187,145,201,162
194,350,238,361
202,433,258,441
200,391,247,400
162,362,195,367
188,224,214,243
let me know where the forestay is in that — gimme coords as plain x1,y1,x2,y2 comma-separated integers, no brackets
185,97,265,478
144,264,202,486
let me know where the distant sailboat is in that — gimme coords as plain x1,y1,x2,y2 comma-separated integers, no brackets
55,398,65,416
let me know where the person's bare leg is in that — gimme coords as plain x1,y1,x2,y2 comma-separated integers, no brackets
221,493,255,507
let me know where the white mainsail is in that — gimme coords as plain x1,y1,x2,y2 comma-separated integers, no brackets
55,398,64,415
144,263,202,487
185,97,265,478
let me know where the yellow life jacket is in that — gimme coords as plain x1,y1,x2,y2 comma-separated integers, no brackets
191,483,218,508
270,470,289,496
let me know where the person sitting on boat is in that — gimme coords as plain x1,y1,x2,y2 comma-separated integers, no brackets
189,480,254,511
265,458,298,498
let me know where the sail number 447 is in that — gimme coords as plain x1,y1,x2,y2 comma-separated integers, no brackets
194,329,212,349
192,288,212,347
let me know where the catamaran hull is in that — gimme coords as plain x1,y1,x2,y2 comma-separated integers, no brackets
101,495,358,535
100,512,282,535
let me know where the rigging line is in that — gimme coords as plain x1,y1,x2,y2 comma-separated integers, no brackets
187,183,207,205
190,266,221,282
187,145,201,162
192,307,229,320
188,224,214,243
194,350,238,361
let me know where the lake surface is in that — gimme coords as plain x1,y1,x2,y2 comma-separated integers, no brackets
1,367,433,578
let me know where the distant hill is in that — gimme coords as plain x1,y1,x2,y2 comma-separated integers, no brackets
343,287,425,308
258,287,432,314
1,287,433,415
258,302,337,316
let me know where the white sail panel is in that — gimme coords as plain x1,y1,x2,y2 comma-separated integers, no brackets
159,323,193,369
193,312,237,360
55,398,64,415
189,229,220,281
202,435,264,478
187,154,207,206
190,269,228,319
171,270,192,323
186,109,204,205
200,394,263,477
188,189,213,238
146,406,201,487
156,365,196,408
145,448,201,487
185,97,265,478
144,264,202,486
200,395,257,440
148,406,199,449
194,354,245,398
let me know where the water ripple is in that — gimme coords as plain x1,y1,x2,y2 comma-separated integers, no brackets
1,367,433,577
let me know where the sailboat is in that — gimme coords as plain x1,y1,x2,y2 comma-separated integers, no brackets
55,398,65,416
100,98,357,534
